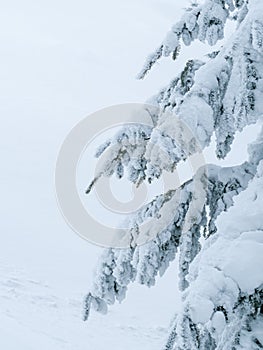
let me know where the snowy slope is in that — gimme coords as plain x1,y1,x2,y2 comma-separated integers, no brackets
0,259,179,350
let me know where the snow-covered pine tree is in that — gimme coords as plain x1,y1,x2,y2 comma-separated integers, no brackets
84,0,263,348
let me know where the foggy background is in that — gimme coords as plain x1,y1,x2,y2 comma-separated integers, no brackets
0,1,257,348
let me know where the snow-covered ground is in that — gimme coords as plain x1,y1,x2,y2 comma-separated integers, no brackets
0,260,176,349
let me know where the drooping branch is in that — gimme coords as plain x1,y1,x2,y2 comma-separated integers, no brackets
138,0,248,79
84,147,260,319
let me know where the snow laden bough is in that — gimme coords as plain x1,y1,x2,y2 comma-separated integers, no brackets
165,158,263,350
84,1,263,349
